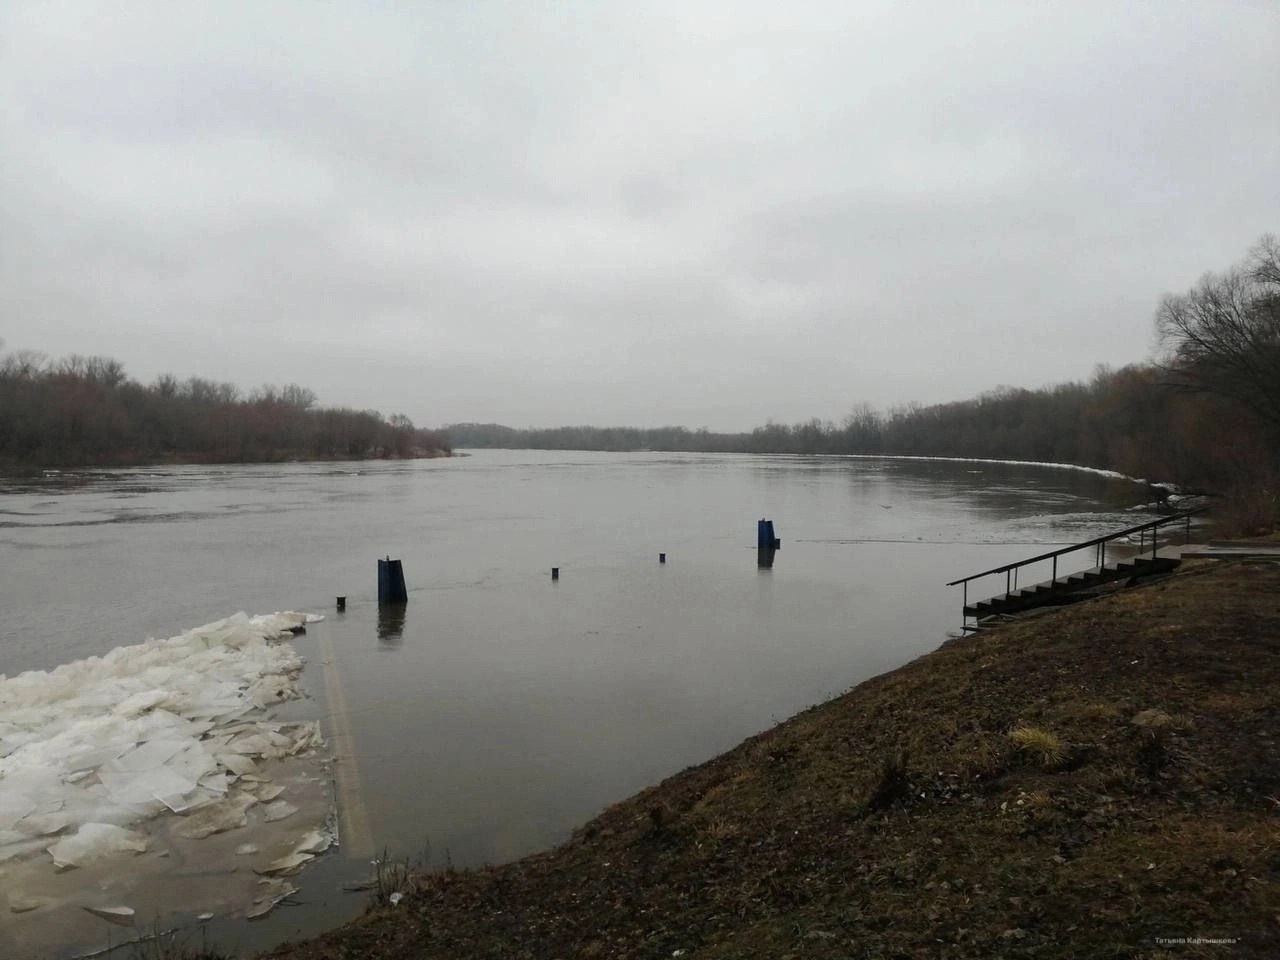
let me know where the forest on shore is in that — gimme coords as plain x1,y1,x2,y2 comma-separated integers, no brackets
0,354,450,469
449,236,1280,533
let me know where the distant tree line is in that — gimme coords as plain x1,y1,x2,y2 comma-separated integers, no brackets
0,351,450,469
447,235,1279,531
445,368,1248,488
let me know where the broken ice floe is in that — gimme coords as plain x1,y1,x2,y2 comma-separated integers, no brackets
81,904,136,926
262,800,298,823
48,823,147,869
247,878,298,919
253,827,335,890
0,611,328,875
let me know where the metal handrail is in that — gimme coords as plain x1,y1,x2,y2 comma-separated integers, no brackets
946,508,1202,587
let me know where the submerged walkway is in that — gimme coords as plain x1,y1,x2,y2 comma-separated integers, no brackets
1179,540,1280,560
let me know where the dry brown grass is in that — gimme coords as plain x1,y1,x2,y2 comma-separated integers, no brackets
1008,725,1066,768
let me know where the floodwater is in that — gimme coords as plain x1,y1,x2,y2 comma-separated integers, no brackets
0,450,1153,956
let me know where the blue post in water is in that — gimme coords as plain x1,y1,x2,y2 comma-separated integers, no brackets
378,557,408,604
757,519,781,549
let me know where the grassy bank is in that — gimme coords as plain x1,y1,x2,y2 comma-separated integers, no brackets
267,559,1280,959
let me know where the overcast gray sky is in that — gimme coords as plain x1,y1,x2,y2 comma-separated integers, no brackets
2,2,1277,430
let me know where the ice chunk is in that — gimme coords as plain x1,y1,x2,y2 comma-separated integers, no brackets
0,793,36,831
110,738,186,772
8,894,51,913
224,733,272,757
164,741,218,787
246,878,297,919
13,812,70,837
198,772,229,795
82,904,136,926
0,611,326,883
172,792,257,840
261,801,297,823
288,721,323,755
216,752,258,776
113,689,172,718
293,829,332,855
163,786,221,814
98,765,194,810
245,900,274,920
47,823,147,869
235,843,259,855
255,784,285,802
0,836,50,863
256,851,312,876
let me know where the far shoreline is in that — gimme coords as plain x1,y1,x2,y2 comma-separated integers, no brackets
0,448,453,477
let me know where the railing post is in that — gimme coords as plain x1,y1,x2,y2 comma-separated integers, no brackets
1006,570,1011,599
1052,555,1057,585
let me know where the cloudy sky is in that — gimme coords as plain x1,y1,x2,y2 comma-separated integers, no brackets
1,2,1277,430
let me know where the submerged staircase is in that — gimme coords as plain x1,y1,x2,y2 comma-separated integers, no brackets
948,509,1200,629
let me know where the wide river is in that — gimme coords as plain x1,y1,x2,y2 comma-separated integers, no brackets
1,450,1152,954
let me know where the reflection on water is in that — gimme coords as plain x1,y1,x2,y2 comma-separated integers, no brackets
377,602,407,647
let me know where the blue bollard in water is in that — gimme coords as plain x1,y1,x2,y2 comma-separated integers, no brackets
377,557,408,604
757,519,781,550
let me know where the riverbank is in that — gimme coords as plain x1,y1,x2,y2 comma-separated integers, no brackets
264,556,1279,959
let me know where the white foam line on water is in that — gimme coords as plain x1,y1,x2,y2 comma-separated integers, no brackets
827,453,1176,489
316,627,374,861
794,538,1082,546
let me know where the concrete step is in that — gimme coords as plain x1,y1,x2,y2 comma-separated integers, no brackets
964,556,1180,618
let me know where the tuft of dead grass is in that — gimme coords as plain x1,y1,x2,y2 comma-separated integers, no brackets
864,750,910,812
126,924,229,960
1008,725,1066,768
1078,701,1123,720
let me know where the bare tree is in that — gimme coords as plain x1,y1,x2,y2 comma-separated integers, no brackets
1156,234,1280,434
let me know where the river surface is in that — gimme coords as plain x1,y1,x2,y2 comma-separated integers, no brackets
0,450,1151,955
